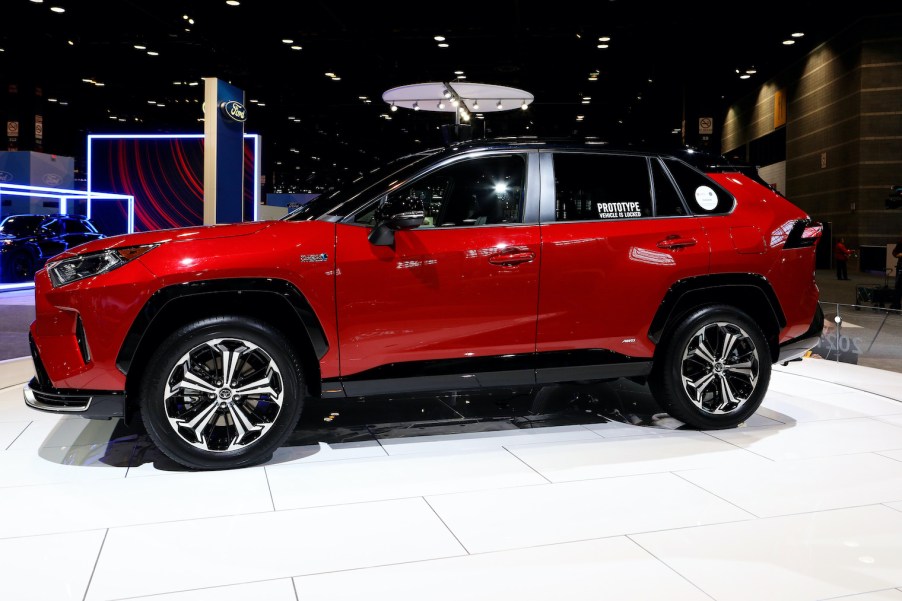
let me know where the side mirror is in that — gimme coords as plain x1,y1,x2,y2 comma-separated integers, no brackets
368,195,426,246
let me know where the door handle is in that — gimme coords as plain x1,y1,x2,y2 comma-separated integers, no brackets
488,250,536,266
657,236,697,249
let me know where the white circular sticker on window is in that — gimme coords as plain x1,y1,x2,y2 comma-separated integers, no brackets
695,186,718,211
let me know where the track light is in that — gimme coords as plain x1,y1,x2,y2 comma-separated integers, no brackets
413,101,419,111
472,100,479,110
521,100,528,110
451,98,459,107
443,89,451,99
390,102,398,112
438,101,445,109
496,100,503,110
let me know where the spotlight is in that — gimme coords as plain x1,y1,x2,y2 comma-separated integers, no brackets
390,102,398,112
496,100,503,110
472,100,480,110
443,89,451,98
413,101,420,111
521,100,528,110
438,101,445,109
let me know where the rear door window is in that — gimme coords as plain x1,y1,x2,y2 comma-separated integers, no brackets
552,153,652,221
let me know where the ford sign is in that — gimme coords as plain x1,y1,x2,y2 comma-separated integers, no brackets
220,100,247,123
42,173,62,186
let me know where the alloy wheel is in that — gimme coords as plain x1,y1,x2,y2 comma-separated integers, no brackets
679,321,760,415
163,337,284,452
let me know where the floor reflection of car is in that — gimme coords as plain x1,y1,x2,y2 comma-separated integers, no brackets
0,214,105,283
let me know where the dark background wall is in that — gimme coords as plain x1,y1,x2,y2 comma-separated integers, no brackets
722,13,902,263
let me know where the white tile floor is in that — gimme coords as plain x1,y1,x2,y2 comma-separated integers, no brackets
2,356,902,601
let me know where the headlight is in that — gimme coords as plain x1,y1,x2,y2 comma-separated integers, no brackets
47,244,158,287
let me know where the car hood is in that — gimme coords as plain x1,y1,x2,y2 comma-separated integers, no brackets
48,221,273,262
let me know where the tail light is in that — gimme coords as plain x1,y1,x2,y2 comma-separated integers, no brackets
785,219,822,249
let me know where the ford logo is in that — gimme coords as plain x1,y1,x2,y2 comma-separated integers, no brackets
0,171,12,183
42,173,62,186
220,100,247,123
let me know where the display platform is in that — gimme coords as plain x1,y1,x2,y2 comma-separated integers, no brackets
1,356,902,600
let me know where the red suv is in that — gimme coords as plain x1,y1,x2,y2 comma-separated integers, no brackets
24,141,823,469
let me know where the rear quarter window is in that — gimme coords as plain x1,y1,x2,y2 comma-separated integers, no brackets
663,158,735,215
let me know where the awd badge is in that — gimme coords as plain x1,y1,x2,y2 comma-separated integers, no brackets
300,253,329,263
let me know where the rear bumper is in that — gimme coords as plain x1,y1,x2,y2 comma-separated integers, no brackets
777,303,825,363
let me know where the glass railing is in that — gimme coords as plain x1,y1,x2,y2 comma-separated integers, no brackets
812,301,902,373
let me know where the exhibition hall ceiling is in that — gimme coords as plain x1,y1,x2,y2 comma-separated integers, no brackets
1,0,893,189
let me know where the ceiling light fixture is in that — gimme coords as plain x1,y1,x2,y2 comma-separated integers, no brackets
454,70,464,75
599,36,611,42
451,98,459,107
792,32,805,38
437,101,445,109
496,100,503,109
740,74,751,79
325,72,336,78
29,0,44,3
147,51,159,56
782,39,795,45
226,0,240,5
290,45,302,50
49,6,65,13
67,40,74,46
434,35,445,41
438,43,449,48
390,102,398,112
282,39,294,44
442,89,451,98
521,100,528,110
597,44,609,49
413,101,420,111
188,18,194,25
472,100,480,110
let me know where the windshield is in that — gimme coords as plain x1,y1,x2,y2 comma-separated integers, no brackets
282,150,441,221
0,215,45,237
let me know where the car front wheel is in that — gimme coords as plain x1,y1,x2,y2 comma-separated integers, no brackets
650,305,771,430
140,316,305,469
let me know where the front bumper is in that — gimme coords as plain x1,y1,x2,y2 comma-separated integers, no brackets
24,334,125,419
24,378,125,419
777,303,825,363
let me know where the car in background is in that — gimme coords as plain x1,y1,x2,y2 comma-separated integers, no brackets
24,140,824,470
0,214,105,283
886,185,902,209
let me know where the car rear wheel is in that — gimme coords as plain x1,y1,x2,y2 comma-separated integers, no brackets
650,305,770,429
140,316,305,469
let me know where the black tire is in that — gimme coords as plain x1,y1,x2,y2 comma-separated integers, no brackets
140,316,305,469
649,305,771,430
8,251,34,283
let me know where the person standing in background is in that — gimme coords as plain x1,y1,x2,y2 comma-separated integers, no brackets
834,237,853,280
891,237,902,310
